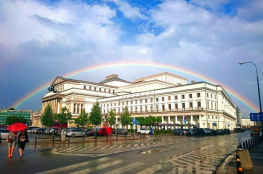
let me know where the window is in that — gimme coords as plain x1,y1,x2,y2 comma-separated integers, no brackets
168,104,171,111
197,102,201,108
211,94,212,98
175,104,178,110
197,93,200,97
182,103,185,109
175,95,178,100
113,90,115,93
131,101,133,104
190,102,193,108
168,96,171,100
126,101,128,105
122,102,124,105
94,87,96,91
150,98,153,102
111,103,112,106
89,86,91,90
84,86,86,89
140,100,142,103
162,105,165,111
107,104,109,107
114,103,116,106
162,97,164,101
145,106,147,111
145,99,147,103
182,95,185,99
189,94,192,98
135,100,137,104
207,93,209,97
99,88,101,92
214,95,216,99
104,89,106,92
156,98,159,102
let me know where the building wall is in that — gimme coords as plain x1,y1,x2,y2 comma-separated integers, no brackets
0,109,31,125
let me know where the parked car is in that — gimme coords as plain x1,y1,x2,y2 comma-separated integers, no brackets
186,129,197,135
50,127,59,135
210,129,218,135
172,129,188,135
87,128,100,136
116,128,128,135
0,128,10,139
224,129,230,134
84,129,93,136
137,128,151,134
217,129,225,135
97,127,113,136
65,128,84,137
44,128,51,134
36,128,46,134
27,126,39,133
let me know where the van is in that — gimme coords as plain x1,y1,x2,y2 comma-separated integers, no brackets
98,127,113,136
65,128,84,137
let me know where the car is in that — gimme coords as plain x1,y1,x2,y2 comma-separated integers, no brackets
97,127,113,136
87,128,101,136
186,129,197,135
217,129,225,135
84,128,93,136
36,128,46,134
0,128,10,139
196,128,211,135
44,128,51,134
65,128,84,137
210,129,218,135
49,127,59,135
224,129,230,134
116,128,128,135
137,128,151,134
27,126,40,133
172,129,188,135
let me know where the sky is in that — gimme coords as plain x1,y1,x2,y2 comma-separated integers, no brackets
0,0,263,117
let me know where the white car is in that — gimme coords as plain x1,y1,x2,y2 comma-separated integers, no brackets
137,128,152,134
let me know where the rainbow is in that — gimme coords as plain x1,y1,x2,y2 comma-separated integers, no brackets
11,61,259,112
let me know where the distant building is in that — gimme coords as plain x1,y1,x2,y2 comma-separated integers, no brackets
42,72,237,130
0,109,31,125
236,107,242,127
31,110,42,127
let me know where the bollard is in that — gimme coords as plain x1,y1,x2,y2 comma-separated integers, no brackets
0,137,2,144
35,136,37,144
53,135,55,143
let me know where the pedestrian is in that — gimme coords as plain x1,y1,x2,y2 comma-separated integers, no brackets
17,130,29,157
6,131,18,158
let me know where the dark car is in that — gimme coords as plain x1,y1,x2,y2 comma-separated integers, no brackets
116,128,128,135
36,128,46,134
84,129,93,136
224,129,230,134
50,127,59,135
172,129,188,135
88,128,100,136
210,129,218,135
217,129,225,135
186,129,197,135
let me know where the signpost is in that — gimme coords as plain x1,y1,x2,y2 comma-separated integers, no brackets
250,112,263,121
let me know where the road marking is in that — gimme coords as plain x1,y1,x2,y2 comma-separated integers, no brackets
106,162,143,174
137,164,163,174
35,158,109,174
109,145,118,148
69,159,124,174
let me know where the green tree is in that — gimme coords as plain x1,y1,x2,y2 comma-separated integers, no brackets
5,116,18,125
75,109,89,128
145,116,156,128
89,101,102,126
17,116,26,123
137,117,146,127
108,110,116,127
54,106,72,130
156,117,162,129
41,104,55,128
120,106,132,129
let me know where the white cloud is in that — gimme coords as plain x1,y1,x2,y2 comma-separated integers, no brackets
112,0,148,21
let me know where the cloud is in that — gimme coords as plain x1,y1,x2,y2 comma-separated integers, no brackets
111,0,148,21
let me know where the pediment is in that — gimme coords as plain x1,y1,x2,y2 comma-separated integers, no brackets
51,76,65,86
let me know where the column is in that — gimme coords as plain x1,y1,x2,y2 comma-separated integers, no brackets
191,115,193,124
175,116,178,129
199,115,202,128
168,116,170,129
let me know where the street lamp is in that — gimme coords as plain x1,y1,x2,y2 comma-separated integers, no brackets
239,61,262,136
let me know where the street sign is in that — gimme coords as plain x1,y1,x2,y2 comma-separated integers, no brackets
250,112,263,121
132,118,138,124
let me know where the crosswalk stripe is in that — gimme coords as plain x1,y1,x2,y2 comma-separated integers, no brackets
126,144,131,147
109,145,118,148
69,159,124,174
137,164,162,174
99,145,109,149
35,158,109,174
106,162,143,174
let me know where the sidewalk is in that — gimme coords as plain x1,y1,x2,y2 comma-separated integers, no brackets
226,141,263,174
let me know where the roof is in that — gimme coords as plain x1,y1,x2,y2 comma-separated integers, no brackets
99,77,132,84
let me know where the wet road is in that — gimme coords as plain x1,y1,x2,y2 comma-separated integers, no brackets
0,132,251,174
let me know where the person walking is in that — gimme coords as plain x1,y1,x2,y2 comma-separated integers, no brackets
6,131,17,158
17,130,29,157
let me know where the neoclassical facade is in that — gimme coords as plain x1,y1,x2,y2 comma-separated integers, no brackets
42,72,237,130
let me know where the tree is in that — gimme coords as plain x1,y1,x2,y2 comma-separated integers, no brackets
156,117,162,129
75,109,89,128
137,117,146,127
145,116,156,128
54,106,72,130
5,116,18,125
120,107,132,129
17,116,26,123
108,110,116,127
89,101,102,126
41,104,55,128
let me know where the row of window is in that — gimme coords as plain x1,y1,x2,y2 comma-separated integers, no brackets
73,103,84,114
83,85,115,93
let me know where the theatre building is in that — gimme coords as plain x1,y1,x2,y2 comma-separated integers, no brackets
42,72,237,130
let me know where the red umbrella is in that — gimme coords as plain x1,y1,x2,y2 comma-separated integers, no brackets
7,123,27,132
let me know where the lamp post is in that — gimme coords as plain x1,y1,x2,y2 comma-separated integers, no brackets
239,62,262,136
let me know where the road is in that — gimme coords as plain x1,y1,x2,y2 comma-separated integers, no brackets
0,132,251,174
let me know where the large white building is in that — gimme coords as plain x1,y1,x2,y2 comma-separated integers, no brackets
42,72,237,130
